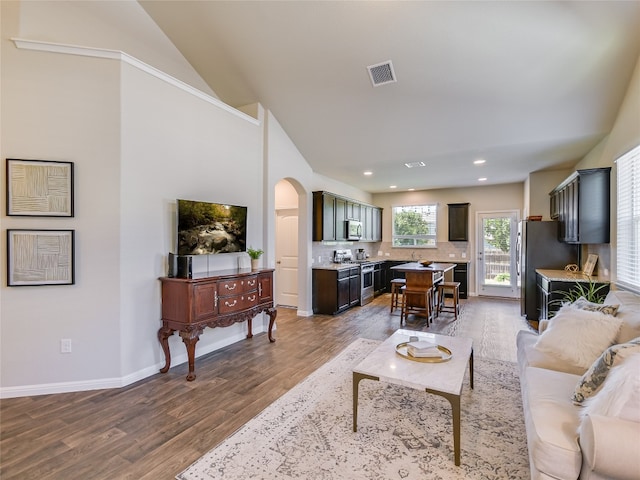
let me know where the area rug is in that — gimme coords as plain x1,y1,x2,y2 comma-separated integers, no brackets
177,338,529,479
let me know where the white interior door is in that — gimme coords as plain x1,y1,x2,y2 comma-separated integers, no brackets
476,211,519,298
276,209,299,307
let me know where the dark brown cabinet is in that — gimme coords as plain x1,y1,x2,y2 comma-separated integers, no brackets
537,273,610,320
313,267,360,314
159,269,277,380
453,263,468,299
448,203,470,242
312,191,382,242
550,168,611,244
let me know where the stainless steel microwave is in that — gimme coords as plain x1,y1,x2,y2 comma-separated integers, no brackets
347,220,362,240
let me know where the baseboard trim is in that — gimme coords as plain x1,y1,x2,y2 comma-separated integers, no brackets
0,325,271,399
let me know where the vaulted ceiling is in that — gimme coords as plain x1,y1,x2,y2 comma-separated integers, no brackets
141,1,640,193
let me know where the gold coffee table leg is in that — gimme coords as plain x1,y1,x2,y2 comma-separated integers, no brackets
352,372,379,432
426,388,462,466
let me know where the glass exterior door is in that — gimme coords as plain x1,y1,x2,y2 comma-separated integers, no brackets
477,211,519,298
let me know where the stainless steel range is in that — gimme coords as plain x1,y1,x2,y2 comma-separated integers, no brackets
333,249,375,306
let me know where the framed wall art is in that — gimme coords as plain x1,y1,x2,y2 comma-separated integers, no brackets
6,159,74,216
583,254,598,277
7,229,75,286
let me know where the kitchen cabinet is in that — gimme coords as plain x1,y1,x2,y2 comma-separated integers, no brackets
312,191,336,241
536,271,610,320
448,203,470,242
313,267,360,314
385,260,407,291
453,263,469,299
312,191,382,242
549,168,611,244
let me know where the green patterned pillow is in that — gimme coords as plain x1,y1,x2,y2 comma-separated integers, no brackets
572,297,619,316
572,337,640,405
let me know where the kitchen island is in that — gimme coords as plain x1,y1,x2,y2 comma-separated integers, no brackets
390,262,457,321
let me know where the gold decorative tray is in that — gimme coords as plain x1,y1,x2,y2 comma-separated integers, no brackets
395,342,452,363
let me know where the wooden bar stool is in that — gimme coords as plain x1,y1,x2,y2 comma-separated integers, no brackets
437,281,461,319
401,286,434,325
390,278,406,312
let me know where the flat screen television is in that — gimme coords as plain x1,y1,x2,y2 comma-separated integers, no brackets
177,199,247,255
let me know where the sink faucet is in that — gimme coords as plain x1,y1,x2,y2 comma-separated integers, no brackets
411,250,415,260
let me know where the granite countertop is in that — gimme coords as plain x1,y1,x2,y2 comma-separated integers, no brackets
536,268,610,283
312,259,468,271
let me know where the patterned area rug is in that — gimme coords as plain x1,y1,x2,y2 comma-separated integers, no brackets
177,338,529,479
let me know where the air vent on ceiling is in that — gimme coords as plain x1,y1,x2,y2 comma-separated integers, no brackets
367,61,396,87
404,161,426,168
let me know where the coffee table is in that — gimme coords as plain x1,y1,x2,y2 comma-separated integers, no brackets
352,329,474,466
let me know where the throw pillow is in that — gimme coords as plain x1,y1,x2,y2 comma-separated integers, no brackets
572,296,620,316
580,352,640,423
534,306,623,370
572,337,640,404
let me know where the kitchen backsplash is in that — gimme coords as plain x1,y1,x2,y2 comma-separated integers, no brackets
312,241,470,264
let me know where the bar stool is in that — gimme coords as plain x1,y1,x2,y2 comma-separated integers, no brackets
390,278,406,313
401,286,434,325
437,281,461,320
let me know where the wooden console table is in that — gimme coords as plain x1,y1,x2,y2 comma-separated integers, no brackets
158,268,277,381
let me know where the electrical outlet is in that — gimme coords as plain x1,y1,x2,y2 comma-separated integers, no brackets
461,252,467,258
61,339,72,353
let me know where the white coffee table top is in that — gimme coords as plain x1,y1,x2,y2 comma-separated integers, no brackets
353,329,473,396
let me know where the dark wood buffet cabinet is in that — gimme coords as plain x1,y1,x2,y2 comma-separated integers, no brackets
159,268,276,381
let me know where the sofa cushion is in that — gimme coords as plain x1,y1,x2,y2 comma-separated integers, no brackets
572,296,619,316
517,330,586,375
572,337,640,404
522,367,583,479
605,290,640,344
580,352,640,423
534,305,622,370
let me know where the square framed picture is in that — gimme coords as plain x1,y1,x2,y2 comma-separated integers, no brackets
6,159,74,216
583,254,598,277
7,230,75,286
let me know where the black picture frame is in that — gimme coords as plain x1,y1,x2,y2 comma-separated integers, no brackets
6,159,74,217
7,229,75,286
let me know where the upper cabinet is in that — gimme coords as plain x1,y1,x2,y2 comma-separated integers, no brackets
448,203,470,242
550,167,611,244
312,191,382,242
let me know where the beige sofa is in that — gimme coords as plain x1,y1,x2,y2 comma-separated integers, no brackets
516,289,640,480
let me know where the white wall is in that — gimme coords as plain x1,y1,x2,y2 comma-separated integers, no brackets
0,0,266,396
573,55,640,282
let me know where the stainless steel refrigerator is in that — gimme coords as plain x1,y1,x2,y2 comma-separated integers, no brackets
517,220,578,320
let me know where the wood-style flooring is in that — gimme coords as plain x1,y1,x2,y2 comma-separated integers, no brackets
0,294,520,480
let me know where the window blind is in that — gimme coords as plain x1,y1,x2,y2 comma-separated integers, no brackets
616,145,640,293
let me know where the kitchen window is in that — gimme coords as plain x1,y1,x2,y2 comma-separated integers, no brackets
392,204,437,248
616,145,640,293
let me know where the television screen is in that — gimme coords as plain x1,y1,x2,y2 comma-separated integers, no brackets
177,199,247,255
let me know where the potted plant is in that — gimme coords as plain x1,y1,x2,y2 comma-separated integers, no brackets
247,247,264,270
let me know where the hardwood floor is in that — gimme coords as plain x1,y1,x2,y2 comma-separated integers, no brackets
0,294,521,480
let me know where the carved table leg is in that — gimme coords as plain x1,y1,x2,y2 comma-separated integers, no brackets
179,327,203,381
246,317,253,339
267,307,277,342
157,325,175,374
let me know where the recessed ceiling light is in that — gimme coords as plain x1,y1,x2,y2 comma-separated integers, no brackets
404,161,426,168
390,185,397,189
408,188,415,191
478,177,487,182
474,159,486,165
363,171,373,176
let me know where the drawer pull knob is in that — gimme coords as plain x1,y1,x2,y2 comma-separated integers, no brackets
224,300,238,307
225,283,237,291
